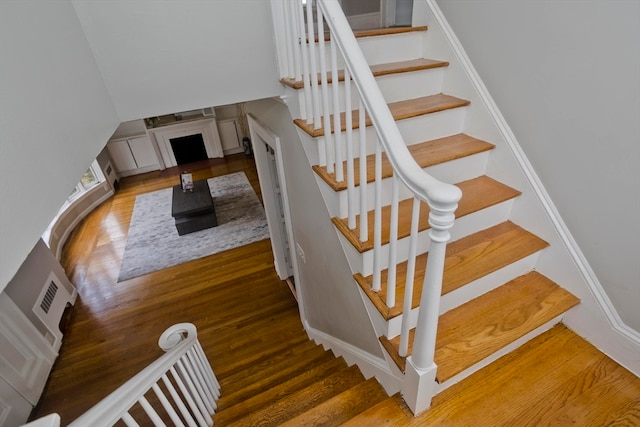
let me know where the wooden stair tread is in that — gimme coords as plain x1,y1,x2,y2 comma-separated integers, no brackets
333,175,521,253
355,221,550,320
217,342,335,409
340,394,412,426
280,378,389,426
294,94,470,137
227,364,365,426
213,357,349,425
380,271,580,381
313,133,494,191
422,325,638,425
281,57,449,89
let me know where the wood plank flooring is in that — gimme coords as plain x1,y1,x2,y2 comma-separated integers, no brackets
29,154,639,426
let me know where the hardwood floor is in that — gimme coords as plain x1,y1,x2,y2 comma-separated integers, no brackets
30,155,639,426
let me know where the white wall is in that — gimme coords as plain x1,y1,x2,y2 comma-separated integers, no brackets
435,0,640,330
246,98,384,357
72,0,284,121
0,1,120,292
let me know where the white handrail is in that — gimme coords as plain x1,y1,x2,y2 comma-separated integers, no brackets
67,323,219,427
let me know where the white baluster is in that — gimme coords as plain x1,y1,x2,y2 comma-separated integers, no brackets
386,174,399,308
358,99,368,242
399,198,421,357
161,373,198,427
372,137,383,291
297,0,312,123
138,396,165,426
330,36,343,182
306,1,321,129
152,383,185,427
282,0,295,78
121,412,139,427
317,8,333,173
411,205,456,369
344,67,356,229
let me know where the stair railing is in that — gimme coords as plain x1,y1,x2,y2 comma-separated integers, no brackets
66,323,220,427
271,0,462,413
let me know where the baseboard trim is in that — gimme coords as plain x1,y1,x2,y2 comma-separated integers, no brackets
303,319,403,395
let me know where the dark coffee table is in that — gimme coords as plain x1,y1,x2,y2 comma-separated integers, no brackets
171,180,217,236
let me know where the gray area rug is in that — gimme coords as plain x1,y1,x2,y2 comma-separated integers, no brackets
118,172,269,282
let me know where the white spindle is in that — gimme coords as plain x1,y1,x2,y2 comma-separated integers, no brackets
358,99,368,242
372,137,383,291
282,1,295,78
170,365,209,427
330,37,343,182
306,1,321,128
161,373,197,427
344,68,356,229
288,0,302,81
152,383,185,427
317,8,333,173
176,358,210,425
297,0,312,123
121,412,138,427
399,198,421,356
138,396,164,426
386,174,399,308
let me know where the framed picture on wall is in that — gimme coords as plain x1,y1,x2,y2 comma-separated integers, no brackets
180,172,194,192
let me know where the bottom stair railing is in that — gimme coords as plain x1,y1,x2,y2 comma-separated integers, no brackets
61,323,219,427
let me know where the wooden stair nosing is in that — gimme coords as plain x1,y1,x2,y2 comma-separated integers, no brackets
354,221,550,321
227,364,366,427
380,271,580,381
281,57,450,89
279,378,389,427
214,356,349,425
293,93,470,138
313,133,495,191
332,175,522,253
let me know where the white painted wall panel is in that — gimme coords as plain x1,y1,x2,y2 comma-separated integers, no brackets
435,0,640,330
72,0,284,121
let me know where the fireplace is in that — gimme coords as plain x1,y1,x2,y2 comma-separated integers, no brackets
170,134,208,165
147,118,224,168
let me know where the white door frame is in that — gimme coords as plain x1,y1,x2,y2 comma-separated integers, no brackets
247,115,303,311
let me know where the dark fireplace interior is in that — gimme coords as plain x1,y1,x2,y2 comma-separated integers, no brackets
170,134,208,165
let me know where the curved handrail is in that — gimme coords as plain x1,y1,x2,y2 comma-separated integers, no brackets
318,0,462,211
68,323,218,427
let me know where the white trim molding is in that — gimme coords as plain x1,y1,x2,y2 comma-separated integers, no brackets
304,319,403,395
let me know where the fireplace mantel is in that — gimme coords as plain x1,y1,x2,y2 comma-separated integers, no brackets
147,118,224,168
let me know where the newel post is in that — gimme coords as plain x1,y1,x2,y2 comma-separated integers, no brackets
403,196,458,415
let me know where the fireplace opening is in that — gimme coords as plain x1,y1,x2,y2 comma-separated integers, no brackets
170,134,208,165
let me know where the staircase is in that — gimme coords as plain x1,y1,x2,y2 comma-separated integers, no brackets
212,341,389,426
276,0,583,415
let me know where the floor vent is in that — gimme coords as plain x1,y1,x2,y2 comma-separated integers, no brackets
40,281,58,314
33,273,77,350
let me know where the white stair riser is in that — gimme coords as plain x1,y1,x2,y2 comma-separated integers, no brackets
329,151,491,218
357,32,426,65
310,31,426,70
303,67,447,114
339,199,516,277
296,107,468,168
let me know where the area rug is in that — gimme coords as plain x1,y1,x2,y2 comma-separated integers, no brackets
117,172,269,282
